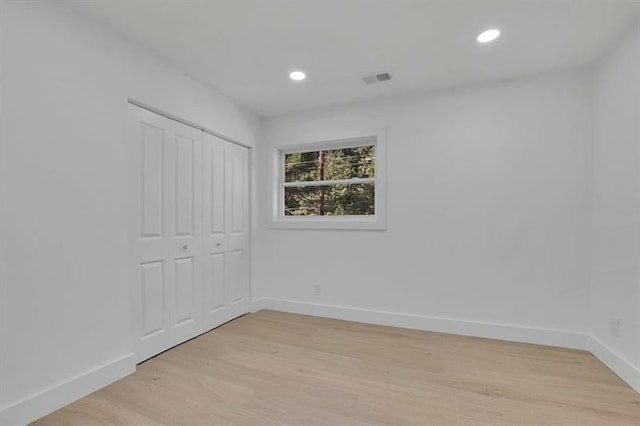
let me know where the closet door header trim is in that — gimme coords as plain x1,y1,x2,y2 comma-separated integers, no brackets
127,98,252,149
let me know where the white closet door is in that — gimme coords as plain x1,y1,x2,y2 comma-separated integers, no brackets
203,133,250,328
225,141,250,317
170,118,203,345
129,105,203,363
202,134,227,328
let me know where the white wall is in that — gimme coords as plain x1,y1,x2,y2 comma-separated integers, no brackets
0,2,259,423
590,24,640,390
255,70,593,345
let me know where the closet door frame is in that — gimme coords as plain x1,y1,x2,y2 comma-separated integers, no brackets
128,100,253,364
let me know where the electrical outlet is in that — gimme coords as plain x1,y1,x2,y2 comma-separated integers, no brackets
610,318,621,337
313,284,322,297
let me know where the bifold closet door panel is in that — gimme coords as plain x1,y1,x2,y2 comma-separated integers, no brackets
225,141,250,318
129,105,203,363
202,133,250,328
170,121,204,346
202,133,228,329
129,106,172,363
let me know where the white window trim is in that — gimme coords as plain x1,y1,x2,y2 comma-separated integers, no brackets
269,130,387,230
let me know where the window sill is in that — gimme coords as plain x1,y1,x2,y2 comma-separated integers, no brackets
268,216,386,230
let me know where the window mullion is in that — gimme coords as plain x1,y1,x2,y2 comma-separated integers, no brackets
282,177,376,188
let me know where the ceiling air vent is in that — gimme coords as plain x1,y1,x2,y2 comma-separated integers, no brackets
362,72,392,85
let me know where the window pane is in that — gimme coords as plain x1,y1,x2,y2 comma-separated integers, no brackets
285,145,375,182
284,183,375,216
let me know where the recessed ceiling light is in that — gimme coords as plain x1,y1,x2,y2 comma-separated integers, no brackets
477,28,501,43
289,71,306,81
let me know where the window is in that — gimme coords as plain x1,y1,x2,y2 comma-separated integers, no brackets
271,133,386,230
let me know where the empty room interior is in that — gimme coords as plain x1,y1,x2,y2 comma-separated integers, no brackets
2,0,640,424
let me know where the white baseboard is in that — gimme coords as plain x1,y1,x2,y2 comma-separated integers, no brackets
588,335,640,393
249,297,265,313
0,353,135,426
250,297,589,350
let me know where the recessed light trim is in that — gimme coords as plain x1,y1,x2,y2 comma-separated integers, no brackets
477,28,501,43
289,71,306,81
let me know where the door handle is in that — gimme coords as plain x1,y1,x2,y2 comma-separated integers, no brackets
182,244,188,250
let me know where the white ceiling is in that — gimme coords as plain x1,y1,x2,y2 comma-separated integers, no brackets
71,0,640,117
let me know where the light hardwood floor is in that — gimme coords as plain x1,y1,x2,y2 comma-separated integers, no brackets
34,310,640,425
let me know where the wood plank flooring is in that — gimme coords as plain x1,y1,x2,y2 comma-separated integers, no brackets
33,310,640,425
